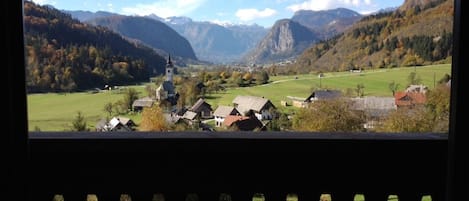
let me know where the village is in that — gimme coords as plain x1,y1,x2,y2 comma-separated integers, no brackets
93,56,451,133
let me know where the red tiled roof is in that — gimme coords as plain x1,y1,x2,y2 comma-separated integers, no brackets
223,115,249,127
395,92,426,107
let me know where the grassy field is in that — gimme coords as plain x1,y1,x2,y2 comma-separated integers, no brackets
204,64,451,113
27,84,149,131
27,64,451,131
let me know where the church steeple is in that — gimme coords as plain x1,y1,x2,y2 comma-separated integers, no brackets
165,54,174,82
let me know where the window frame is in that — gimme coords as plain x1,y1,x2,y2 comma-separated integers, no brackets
7,0,467,200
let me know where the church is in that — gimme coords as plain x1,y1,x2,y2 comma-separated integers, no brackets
156,55,179,106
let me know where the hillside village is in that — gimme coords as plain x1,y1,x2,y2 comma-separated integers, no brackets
93,55,451,133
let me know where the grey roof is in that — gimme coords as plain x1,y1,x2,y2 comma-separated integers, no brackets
182,111,198,120
307,90,342,101
159,81,175,95
132,97,155,108
351,97,396,117
109,117,134,128
190,98,212,112
232,95,274,114
164,113,182,124
213,106,239,117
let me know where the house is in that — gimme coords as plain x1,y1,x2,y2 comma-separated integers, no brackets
163,113,184,125
182,110,199,125
287,96,308,108
189,98,213,119
351,97,397,129
232,95,276,120
305,90,342,103
223,115,264,131
405,84,428,94
395,92,427,108
132,97,155,111
95,117,136,132
213,106,240,127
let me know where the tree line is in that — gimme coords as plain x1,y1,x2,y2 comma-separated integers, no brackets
24,1,166,92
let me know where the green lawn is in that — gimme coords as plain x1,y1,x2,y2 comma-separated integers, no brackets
28,85,148,131
27,64,451,131
205,64,451,113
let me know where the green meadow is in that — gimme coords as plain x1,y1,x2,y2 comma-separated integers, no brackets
27,64,451,131
205,64,451,112
27,85,148,131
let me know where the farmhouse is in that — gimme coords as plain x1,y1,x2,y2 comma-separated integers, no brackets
132,97,155,111
290,89,342,108
189,98,213,119
351,97,397,129
232,95,275,120
395,92,427,108
305,89,342,102
213,106,240,127
96,117,136,132
223,115,264,131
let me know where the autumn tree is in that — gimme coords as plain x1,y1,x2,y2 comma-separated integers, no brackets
437,73,451,84
407,72,422,86
71,111,88,131
356,83,365,97
292,99,365,132
254,71,270,85
378,107,433,132
103,102,113,118
140,105,168,131
123,88,139,111
425,84,451,132
388,81,400,96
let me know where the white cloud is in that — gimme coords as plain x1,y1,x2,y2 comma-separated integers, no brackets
32,0,57,5
236,8,277,21
122,0,206,18
107,3,114,12
287,0,373,12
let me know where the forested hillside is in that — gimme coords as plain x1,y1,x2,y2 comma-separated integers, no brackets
292,0,453,73
24,1,166,92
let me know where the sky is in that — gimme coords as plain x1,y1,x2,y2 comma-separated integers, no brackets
32,0,404,28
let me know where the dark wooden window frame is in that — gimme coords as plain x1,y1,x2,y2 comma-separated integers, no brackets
7,0,467,200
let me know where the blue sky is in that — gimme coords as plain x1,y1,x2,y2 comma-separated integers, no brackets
32,0,404,27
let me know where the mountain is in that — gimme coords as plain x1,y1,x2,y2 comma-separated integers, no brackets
86,15,198,62
291,8,362,39
399,0,446,11
292,0,453,73
63,10,117,21
23,1,166,92
244,8,362,64
157,16,268,64
243,19,320,64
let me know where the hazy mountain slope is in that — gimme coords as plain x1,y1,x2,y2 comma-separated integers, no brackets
244,19,320,64
63,10,117,21
87,16,198,61
164,18,268,64
291,8,362,39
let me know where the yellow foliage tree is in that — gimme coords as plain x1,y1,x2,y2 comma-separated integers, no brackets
139,105,168,131
292,99,366,132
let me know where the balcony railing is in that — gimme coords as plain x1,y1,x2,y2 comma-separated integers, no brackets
28,132,448,201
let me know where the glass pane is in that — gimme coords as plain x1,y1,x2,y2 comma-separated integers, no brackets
25,0,453,134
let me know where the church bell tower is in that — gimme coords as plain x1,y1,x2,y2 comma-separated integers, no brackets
165,55,174,82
